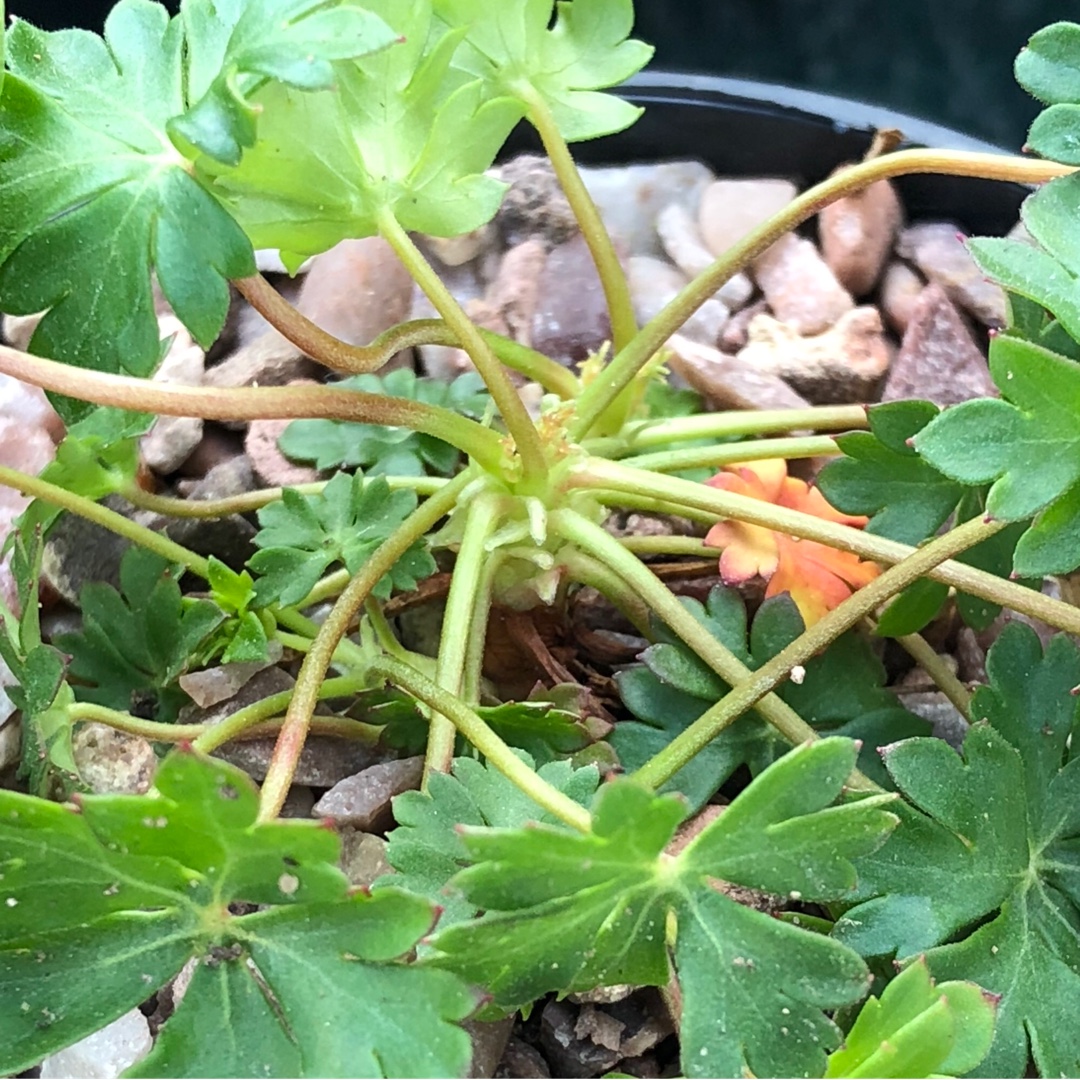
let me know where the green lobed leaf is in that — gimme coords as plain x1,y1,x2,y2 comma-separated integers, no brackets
248,473,437,607
431,739,897,1078
0,0,393,400
0,749,474,1077
817,401,964,546
612,587,928,809
379,753,600,930
914,334,1080,525
55,547,226,724
435,0,654,141
1016,21,1080,106
832,623,1080,1077
203,0,525,262
823,957,996,1078
278,371,490,476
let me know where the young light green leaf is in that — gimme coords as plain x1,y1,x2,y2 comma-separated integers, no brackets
914,334,1080,523
0,749,474,1078
435,0,654,141
832,623,1080,1078
55,547,225,723
248,474,436,606
824,957,996,1078
204,1,524,263
613,587,927,808
170,0,398,165
431,739,897,1078
379,753,599,929
278,370,490,476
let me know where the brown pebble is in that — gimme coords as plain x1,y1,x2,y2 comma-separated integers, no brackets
737,307,891,403
752,232,855,335
245,380,322,487
698,178,797,257
897,222,1007,327
819,173,903,296
666,334,811,411
312,757,426,831
878,260,926,335
882,284,996,407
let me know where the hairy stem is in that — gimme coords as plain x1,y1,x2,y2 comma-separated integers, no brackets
634,517,1001,789
521,89,637,357
571,149,1073,439
618,435,841,474
424,492,502,782
67,676,375,748
617,405,869,450
551,508,822,751
377,211,548,489
256,471,472,821
557,547,653,637
123,475,446,519
0,345,505,474
372,656,592,833
0,466,209,577
576,459,1080,635
235,277,577,396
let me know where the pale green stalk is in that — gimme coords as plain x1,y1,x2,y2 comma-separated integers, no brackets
618,435,840,474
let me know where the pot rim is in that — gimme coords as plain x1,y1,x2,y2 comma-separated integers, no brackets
623,71,1010,156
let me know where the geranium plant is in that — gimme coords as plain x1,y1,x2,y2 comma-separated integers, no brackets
2,2,1080,1076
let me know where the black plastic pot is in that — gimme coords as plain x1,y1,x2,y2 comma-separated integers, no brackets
506,73,1028,237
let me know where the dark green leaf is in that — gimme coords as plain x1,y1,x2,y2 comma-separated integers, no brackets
0,750,474,1078
833,624,1080,1077
432,740,897,1078
817,401,964,546
379,754,600,930
56,547,225,723
613,588,929,810
914,334,1080,523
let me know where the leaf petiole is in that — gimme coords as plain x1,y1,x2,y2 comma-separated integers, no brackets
617,434,841,474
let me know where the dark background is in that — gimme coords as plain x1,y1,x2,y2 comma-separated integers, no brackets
9,0,1078,146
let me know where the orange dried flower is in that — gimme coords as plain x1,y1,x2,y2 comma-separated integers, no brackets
704,459,880,626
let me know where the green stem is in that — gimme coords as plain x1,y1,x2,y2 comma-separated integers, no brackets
616,405,869,451
376,211,548,489
272,605,369,671
364,597,411,663
557,547,652,637
521,89,637,357
67,678,376,748
0,466,209,578
570,149,1074,439
462,552,500,707
575,459,1080,635
618,435,840,474
256,471,473,821
424,491,503,782
550,508,820,750
892,629,973,722
235,276,577,397
372,656,592,833
0,345,506,474
620,536,720,558
633,517,1002,789
123,475,446,519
